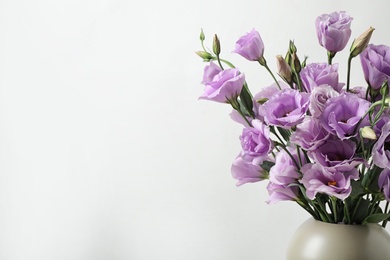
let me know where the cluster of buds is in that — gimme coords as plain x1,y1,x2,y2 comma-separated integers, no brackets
276,41,307,90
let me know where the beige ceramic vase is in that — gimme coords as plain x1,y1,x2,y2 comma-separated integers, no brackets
286,218,390,260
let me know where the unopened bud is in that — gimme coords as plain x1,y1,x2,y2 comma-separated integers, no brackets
213,34,221,56
276,55,292,84
256,97,269,104
195,51,213,61
200,29,205,41
301,56,308,68
350,27,375,57
285,52,292,67
291,52,301,74
361,126,377,140
289,40,297,54
380,81,389,97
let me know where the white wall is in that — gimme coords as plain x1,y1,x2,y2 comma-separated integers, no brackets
0,0,390,259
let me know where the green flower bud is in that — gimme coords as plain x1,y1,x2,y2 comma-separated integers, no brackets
291,52,301,74
195,51,213,61
301,56,308,68
361,126,377,140
289,40,297,54
213,34,221,56
200,29,205,41
276,55,292,84
380,81,389,97
350,27,375,58
385,97,390,106
256,97,269,104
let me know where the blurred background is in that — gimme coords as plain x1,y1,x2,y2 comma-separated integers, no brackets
0,0,390,259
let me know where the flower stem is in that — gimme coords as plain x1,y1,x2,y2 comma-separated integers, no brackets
328,51,336,65
219,58,235,68
258,60,281,90
382,202,389,228
296,199,318,219
331,197,338,223
228,99,252,127
346,55,353,92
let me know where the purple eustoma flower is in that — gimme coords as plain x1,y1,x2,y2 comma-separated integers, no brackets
379,169,390,202
229,81,289,125
315,11,352,53
269,147,307,186
261,89,310,129
266,182,299,204
346,86,370,100
239,120,273,165
233,29,265,61
309,84,340,118
300,163,359,200
231,156,268,186
300,63,343,93
372,121,390,169
309,138,362,172
199,68,245,103
201,61,222,85
360,44,390,90
319,92,370,139
290,117,329,151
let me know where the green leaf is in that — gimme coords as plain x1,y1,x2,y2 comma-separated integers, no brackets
363,213,390,224
277,127,291,142
350,180,365,198
239,83,254,118
352,198,370,224
260,160,275,173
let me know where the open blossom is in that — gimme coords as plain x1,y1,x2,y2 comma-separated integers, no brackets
269,147,307,186
360,44,390,90
379,169,390,202
229,81,284,126
300,63,343,92
309,84,340,118
372,121,390,169
233,29,265,61
309,138,362,172
239,119,273,165
199,68,245,103
266,182,299,204
319,92,370,139
300,163,359,200
261,89,310,129
315,11,352,52
201,61,222,85
231,156,268,186
348,86,369,100
290,117,329,151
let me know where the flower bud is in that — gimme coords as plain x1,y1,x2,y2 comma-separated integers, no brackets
276,55,292,84
213,34,221,56
200,29,205,41
289,40,297,54
361,126,377,140
380,80,389,97
350,27,375,58
195,51,213,61
291,52,301,74
385,97,390,106
256,97,269,104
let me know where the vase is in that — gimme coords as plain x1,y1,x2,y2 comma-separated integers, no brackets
286,218,390,260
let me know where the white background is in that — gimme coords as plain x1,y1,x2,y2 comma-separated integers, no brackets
1,0,390,259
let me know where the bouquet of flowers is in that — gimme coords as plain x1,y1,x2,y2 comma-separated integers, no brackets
196,11,390,226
